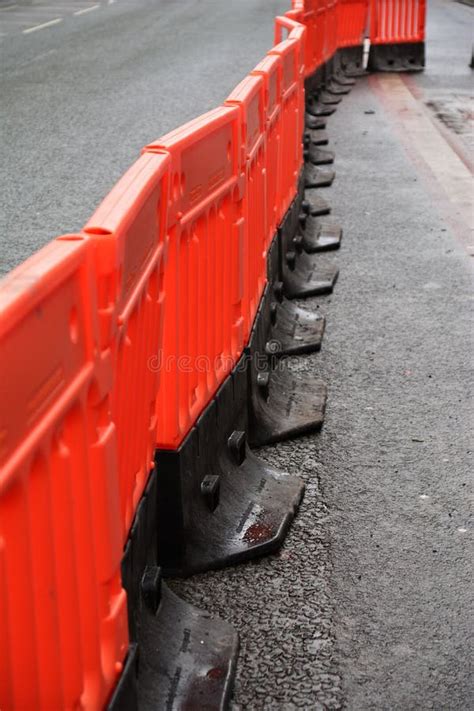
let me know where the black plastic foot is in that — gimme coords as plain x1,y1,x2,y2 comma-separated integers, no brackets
326,80,351,95
267,281,325,356
302,191,331,217
154,364,304,577
318,91,342,105
108,586,238,710
338,45,366,76
305,113,327,130
283,250,339,298
306,102,336,118
282,241,337,297
305,128,329,146
304,141,335,166
369,42,425,72
299,213,342,253
137,585,238,711
111,474,240,711
304,164,335,188
333,73,356,87
247,290,328,447
279,198,339,298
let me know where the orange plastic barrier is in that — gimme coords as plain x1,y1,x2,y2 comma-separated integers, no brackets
370,0,426,45
324,0,338,62
251,53,283,247
225,74,268,329
144,107,245,450
337,0,369,49
0,239,128,711
289,0,327,77
83,152,170,537
268,36,304,221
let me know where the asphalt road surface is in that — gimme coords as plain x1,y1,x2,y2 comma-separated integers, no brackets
0,0,288,275
1,0,473,709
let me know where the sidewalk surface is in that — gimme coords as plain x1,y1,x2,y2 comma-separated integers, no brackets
1,0,473,709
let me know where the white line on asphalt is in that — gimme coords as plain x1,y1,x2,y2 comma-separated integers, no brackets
22,17,62,34
74,4,100,16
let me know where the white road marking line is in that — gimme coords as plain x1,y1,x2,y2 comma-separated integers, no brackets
74,4,100,16
419,494,429,500
22,17,62,34
457,527,467,533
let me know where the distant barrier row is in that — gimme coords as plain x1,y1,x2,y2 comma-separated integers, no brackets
0,1,426,709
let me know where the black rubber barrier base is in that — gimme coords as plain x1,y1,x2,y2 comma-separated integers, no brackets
108,585,238,711
305,128,329,146
336,46,365,77
265,238,325,357
304,164,335,189
266,239,326,357
306,100,336,118
304,141,335,166
110,471,239,711
326,79,351,95
299,213,342,253
283,251,339,298
247,288,328,447
305,113,327,131
154,363,304,578
278,187,339,299
369,42,425,72
319,90,342,106
269,296,325,356
302,191,331,217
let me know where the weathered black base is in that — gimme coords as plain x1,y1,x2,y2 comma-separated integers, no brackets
300,214,342,253
369,41,425,72
302,191,331,217
247,290,328,447
326,79,351,95
306,100,336,118
108,586,239,711
266,283,325,356
283,252,339,298
304,164,335,188
109,471,240,711
304,143,335,166
337,45,366,76
154,363,304,577
319,90,342,105
267,236,326,357
305,113,327,130
305,128,329,146
279,196,339,298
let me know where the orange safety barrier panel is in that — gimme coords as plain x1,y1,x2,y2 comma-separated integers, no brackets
337,0,369,48
144,107,245,450
289,0,326,76
251,53,283,248
225,74,268,329
268,36,303,221
324,0,339,62
83,152,170,538
370,0,426,45
0,239,128,711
